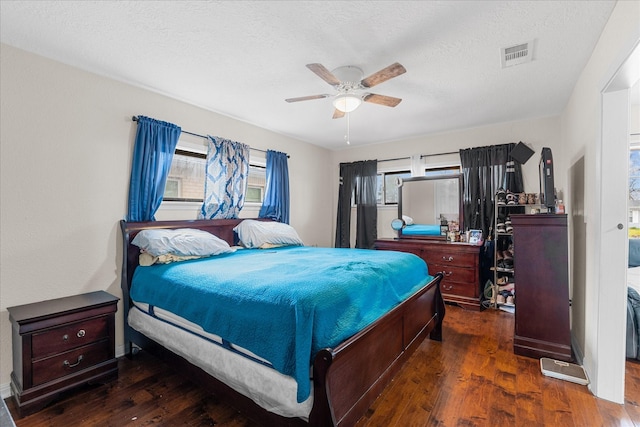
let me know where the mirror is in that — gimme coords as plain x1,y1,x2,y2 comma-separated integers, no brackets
396,174,463,240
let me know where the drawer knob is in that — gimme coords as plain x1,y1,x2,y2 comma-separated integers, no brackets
62,334,69,341
77,329,86,338
63,355,84,369
441,271,453,277
442,256,454,262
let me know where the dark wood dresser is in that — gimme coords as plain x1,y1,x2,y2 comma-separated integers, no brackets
8,290,119,416
511,214,571,361
375,239,482,310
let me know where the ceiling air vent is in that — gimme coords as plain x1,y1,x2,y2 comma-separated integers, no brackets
501,41,533,68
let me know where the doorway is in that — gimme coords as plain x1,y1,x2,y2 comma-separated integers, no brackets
595,40,640,403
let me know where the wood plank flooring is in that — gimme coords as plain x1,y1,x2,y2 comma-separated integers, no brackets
5,305,640,426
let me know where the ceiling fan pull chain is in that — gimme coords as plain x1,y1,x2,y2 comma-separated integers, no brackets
345,112,351,145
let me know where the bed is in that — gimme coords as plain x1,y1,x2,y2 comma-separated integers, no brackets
120,218,444,426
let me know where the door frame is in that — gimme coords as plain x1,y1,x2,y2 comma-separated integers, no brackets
593,39,639,403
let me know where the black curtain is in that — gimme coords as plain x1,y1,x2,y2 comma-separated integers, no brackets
459,143,523,238
335,160,378,249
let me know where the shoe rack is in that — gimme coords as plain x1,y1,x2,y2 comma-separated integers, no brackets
491,189,545,310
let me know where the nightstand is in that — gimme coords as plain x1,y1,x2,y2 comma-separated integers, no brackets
8,291,119,417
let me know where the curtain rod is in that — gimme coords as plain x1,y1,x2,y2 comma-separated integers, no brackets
131,116,288,158
377,150,459,163
378,156,410,163
422,151,458,157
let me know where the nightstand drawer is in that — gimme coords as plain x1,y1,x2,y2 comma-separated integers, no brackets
32,339,111,386
32,316,109,358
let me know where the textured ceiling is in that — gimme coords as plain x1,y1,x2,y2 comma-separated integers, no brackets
0,1,617,150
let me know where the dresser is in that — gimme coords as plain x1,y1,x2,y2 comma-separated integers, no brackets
511,214,571,361
8,291,119,416
375,239,482,310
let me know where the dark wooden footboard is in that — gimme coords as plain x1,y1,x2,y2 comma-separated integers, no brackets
310,273,444,426
120,219,444,427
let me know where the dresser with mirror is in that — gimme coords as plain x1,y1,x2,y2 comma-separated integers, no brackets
374,174,483,310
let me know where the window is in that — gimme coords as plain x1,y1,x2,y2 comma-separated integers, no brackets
163,149,206,202
424,165,461,177
377,171,411,205
246,165,266,203
630,141,640,235
162,148,266,204
164,178,182,198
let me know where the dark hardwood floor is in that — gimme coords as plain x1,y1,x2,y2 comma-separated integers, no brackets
5,305,640,426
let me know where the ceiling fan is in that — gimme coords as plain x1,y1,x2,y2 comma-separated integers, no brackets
285,62,406,119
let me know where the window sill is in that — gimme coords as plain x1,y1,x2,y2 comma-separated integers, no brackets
159,200,202,211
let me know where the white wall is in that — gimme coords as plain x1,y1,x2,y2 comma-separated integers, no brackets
560,0,640,402
330,116,562,242
0,44,333,393
1,1,636,403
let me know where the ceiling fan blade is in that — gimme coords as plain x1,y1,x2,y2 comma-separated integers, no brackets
332,109,345,119
306,63,341,86
360,62,406,88
363,93,402,107
285,94,330,103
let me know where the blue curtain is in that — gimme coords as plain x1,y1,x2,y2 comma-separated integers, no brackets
259,150,290,224
200,136,250,219
127,116,181,222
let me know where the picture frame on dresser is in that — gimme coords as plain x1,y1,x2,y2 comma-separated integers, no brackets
468,230,482,245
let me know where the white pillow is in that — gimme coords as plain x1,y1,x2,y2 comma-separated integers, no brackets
402,215,415,225
131,228,233,257
233,220,303,249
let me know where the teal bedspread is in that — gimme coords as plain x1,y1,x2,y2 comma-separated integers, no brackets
130,246,432,402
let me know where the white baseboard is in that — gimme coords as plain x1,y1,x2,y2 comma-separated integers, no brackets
571,331,585,365
1,344,127,400
0,382,11,400
116,344,125,358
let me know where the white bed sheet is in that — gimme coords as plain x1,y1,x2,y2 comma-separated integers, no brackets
128,302,313,420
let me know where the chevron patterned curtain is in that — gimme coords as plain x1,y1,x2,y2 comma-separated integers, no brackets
199,136,249,219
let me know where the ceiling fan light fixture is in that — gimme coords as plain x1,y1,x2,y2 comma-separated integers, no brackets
333,94,361,113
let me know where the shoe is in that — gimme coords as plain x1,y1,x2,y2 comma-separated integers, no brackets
506,294,514,305
498,282,515,292
496,188,506,205
527,193,536,204
506,191,517,205
497,293,506,304
518,193,526,204
502,250,514,268
505,216,513,233
496,217,506,234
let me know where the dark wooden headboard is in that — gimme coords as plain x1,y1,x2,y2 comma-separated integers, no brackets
119,218,255,353
121,218,247,284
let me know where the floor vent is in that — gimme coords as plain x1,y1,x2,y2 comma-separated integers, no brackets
501,41,533,68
